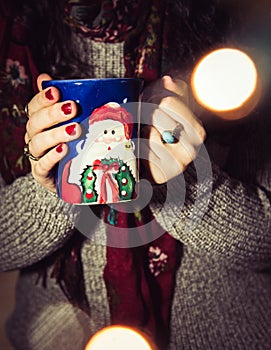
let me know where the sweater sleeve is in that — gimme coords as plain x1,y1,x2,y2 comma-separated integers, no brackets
150,148,271,270
0,173,80,271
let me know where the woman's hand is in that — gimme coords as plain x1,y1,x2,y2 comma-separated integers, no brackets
24,73,81,192
141,75,206,184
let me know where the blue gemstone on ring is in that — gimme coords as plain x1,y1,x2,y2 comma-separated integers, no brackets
161,130,176,144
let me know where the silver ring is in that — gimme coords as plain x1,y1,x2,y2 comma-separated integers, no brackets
161,123,183,144
24,104,29,118
23,139,40,161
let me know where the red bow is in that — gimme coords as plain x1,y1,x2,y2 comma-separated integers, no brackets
96,161,120,204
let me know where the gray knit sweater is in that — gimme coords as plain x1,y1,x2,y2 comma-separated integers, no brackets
1,39,271,350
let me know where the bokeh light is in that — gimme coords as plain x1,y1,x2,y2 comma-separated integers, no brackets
191,48,259,119
85,326,155,350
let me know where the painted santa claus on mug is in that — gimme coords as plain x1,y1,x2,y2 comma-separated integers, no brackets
65,102,137,204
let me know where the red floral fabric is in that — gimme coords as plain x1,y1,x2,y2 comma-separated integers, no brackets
65,0,169,82
0,2,39,184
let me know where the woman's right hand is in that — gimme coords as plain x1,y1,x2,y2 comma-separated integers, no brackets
24,73,81,193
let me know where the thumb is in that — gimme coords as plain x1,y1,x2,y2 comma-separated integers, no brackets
37,73,53,91
161,75,189,103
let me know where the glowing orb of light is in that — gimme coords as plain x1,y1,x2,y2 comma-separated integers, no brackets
85,326,155,350
191,48,259,119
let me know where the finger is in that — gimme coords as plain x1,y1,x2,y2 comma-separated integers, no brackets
37,73,52,91
140,129,161,162
160,76,205,143
151,107,178,133
142,126,186,171
27,86,61,117
161,75,189,103
159,96,206,144
140,140,167,183
26,100,78,137
140,136,182,184
177,131,198,161
32,143,69,193
142,79,177,104
149,126,188,168
27,74,60,116
28,122,81,158
149,125,198,174
141,99,182,133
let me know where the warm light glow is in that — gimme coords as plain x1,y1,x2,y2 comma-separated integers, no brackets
85,326,154,350
191,48,258,116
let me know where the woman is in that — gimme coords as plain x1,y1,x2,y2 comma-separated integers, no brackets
0,1,270,349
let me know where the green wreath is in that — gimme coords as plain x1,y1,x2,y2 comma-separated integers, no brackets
81,158,136,204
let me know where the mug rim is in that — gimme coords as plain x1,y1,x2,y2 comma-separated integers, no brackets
42,77,143,85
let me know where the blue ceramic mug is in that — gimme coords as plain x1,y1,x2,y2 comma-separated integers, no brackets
42,78,143,205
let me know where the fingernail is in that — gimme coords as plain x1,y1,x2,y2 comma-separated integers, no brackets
56,144,63,153
65,124,76,136
61,102,72,115
45,88,54,100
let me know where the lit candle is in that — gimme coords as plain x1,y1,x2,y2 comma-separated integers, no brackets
191,48,260,120
85,325,156,350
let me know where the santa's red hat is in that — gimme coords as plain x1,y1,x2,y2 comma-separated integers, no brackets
89,102,134,139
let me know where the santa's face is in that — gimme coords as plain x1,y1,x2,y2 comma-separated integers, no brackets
86,119,127,158
78,119,135,165
93,120,126,152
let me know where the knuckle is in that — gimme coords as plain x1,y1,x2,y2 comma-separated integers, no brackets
179,144,197,165
48,124,64,139
178,163,187,174
37,160,48,174
197,126,206,141
186,147,197,162
26,111,40,136
191,124,206,144
48,104,61,124
26,98,35,117
28,137,37,154
36,154,53,175
173,154,187,172
25,123,31,140
32,169,41,183
177,155,190,170
150,165,167,184
38,90,48,106
160,96,177,109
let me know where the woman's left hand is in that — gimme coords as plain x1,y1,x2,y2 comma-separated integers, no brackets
141,75,206,184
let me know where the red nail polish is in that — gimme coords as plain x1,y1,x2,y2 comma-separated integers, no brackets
56,144,63,153
65,124,76,136
61,102,72,115
45,88,54,100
